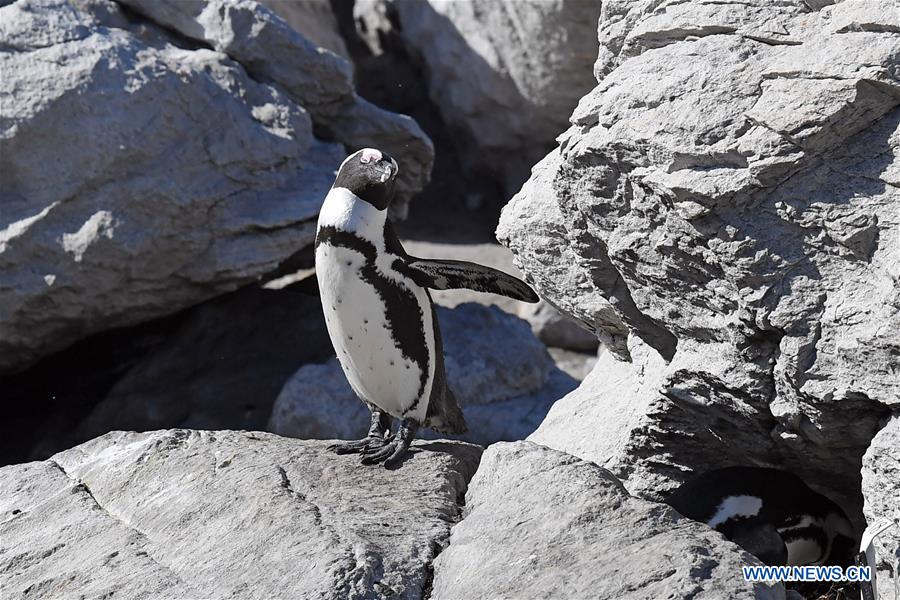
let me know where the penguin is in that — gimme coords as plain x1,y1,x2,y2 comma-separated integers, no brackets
315,148,539,468
665,467,856,566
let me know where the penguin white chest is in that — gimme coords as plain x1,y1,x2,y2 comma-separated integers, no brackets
315,189,435,420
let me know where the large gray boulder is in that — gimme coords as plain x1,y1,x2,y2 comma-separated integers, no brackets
0,0,432,374
0,429,481,599
498,0,900,525
862,415,900,598
431,441,784,599
356,0,600,195
269,303,578,445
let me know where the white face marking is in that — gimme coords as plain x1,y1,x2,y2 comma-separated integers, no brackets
707,495,763,528
318,187,385,237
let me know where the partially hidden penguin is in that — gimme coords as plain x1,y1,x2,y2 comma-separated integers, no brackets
665,466,856,566
315,148,539,468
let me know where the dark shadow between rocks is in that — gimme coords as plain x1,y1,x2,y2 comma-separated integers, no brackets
331,0,542,244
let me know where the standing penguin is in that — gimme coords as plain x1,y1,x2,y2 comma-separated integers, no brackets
665,467,856,566
315,148,539,468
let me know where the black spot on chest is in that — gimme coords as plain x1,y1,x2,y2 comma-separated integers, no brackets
316,226,430,401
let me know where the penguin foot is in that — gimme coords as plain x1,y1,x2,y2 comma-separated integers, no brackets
328,435,393,455
329,408,393,455
360,418,418,468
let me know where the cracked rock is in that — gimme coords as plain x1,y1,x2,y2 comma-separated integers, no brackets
0,429,481,600
498,0,900,529
430,441,784,600
0,0,432,374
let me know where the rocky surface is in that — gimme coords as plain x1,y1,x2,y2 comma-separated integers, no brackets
547,347,599,381
75,281,331,443
0,429,482,599
520,301,599,352
498,0,900,527
269,302,577,445
0,0,431,374
259,0,348,57
431,441,784,599
862,415,900,598
356,0,600,195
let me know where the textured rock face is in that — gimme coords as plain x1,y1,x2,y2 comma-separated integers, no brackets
258,0,348,57
269,302,577,445
0,429,481,599
862,416,900,596
431,441,784,600
357,0,600,194
75,283,331,443
519,301,599,352
498,0,900,524
0,0,431,374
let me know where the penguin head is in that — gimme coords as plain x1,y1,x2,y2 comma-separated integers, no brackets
332,148,400,211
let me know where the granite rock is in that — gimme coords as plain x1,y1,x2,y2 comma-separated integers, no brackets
431,441,784,600
0,0,431,374
356,0,600,194
520,301,599,352
258,0,349,57
0,429,481,599
499,0,900,529
75,282,332,443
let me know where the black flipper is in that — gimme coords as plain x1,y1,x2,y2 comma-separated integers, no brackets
382,219,538,303
731,519,788,566
402,258,539,303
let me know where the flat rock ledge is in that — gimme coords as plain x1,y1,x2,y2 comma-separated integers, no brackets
0,430,481,600
431,441,785,600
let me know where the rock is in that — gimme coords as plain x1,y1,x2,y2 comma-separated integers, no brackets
498,0,900,529
74,281,332,443
0,0,431,374
529,334,885,533
117,0,432,207
430,441,784,599
258,0,349,57
546,347,598,381
269,303,577,445
356,0,600,195
862,415,900,596
0,429,482,599
520,301,599,352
